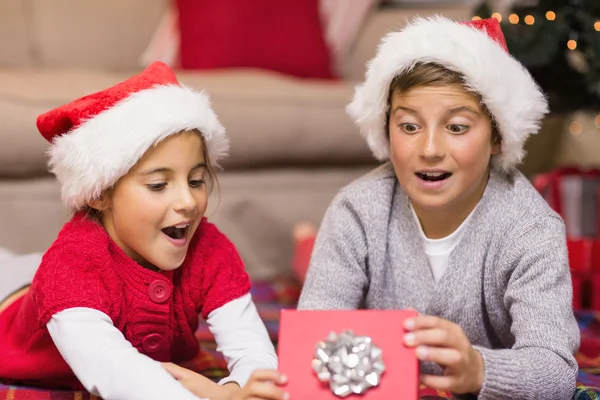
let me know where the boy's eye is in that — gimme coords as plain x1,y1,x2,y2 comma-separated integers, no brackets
447,124,469,134
189,179,205,188
400,123,420,133
147,183,166,191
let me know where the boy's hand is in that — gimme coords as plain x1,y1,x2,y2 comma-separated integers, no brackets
403,315,484,395
230,370,289,400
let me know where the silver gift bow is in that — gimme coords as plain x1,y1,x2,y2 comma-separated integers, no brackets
312,330,385,397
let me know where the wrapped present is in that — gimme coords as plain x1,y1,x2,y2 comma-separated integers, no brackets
534,167,600,239
278,309,419,399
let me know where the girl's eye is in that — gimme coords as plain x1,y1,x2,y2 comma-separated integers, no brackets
147,183,166,192
189,179,205,188
400,123,420,133
447,124,469,134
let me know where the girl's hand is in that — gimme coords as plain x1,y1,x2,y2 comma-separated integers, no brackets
403,315,484,394
230,370,289,400
163,363,288,400
162,362,227,398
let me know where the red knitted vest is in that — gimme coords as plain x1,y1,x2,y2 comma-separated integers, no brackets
0,212,250,390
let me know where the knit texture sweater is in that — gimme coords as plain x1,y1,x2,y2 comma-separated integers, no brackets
298,163,579,400
0,212,250,389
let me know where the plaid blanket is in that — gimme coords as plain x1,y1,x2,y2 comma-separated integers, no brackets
1,276,599,399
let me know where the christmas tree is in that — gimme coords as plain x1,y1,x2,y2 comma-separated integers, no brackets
475,0,600,113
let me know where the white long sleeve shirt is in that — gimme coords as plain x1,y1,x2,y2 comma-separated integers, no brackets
47,293,277,400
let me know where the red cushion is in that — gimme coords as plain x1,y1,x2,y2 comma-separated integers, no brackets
176,0,335,79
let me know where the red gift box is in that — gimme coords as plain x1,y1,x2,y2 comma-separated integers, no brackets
278,309,419,399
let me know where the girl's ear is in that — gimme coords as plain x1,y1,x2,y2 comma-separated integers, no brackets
87,194,110,211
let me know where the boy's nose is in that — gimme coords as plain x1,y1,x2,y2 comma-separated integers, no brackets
418,129,445,160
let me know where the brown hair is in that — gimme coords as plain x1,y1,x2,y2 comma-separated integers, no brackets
386,62,499,143
84,129,220,218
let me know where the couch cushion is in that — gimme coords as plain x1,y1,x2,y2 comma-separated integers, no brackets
0,0,34,67
343,6,474,81
32,0,167,69
0,68,374,177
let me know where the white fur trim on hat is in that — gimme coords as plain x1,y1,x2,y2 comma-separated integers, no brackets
49,84,228,211
346,16,549,171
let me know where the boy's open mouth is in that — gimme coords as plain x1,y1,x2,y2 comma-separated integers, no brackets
416,172,452,182
162,223,190,240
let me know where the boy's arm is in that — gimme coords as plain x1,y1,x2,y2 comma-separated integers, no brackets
206,293,278,388
474,217,579,400
298,194,369,310
47,308,204,400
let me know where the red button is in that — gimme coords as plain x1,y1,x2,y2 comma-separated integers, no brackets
148,280,171,303
142,333,164,353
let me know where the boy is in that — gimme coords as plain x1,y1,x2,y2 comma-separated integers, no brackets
299,17,579,399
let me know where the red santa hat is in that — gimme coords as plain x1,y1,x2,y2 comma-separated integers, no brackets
346,17,548,172
37,61,228,211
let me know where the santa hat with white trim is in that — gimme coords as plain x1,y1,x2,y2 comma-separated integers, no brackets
346,16,548,172
37,61,228,211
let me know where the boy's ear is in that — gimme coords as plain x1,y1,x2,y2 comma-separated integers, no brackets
491,140,501,156
491,128,501,156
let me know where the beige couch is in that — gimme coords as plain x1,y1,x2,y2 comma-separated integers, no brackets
0,1,481,279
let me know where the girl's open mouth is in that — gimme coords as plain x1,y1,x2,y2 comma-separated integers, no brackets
162,223,190,242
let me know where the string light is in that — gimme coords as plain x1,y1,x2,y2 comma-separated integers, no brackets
569,121,584,136
595,21,600,31
524,15,535,25
567,39,578,50
546,11,556,21
594,114,600,129
509,14,519,24
472,16,482,21
491,12,502,22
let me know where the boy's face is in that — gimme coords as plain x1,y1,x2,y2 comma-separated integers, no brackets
97,131,208,271
388,84,500,219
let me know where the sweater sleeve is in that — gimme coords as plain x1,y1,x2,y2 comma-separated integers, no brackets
47,308,204,400
298,194,369,310
207,293,278,387
474,216,580,400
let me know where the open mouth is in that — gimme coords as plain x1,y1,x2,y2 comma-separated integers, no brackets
162,224,190,240
416,172,452,182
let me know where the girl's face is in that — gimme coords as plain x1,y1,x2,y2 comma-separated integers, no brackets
388,84,500,221
98,131,208,271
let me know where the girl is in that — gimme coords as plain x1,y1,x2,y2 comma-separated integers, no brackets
0,62,287,400
298,17,579,399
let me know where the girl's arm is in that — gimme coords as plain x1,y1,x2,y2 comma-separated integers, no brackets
206,293,278,388
47,307,206,400
474,216,580,400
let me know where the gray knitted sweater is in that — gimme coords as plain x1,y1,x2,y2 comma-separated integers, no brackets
298,163,579,399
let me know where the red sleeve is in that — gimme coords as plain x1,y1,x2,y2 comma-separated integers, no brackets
192,221,251,319
31,243,114,327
